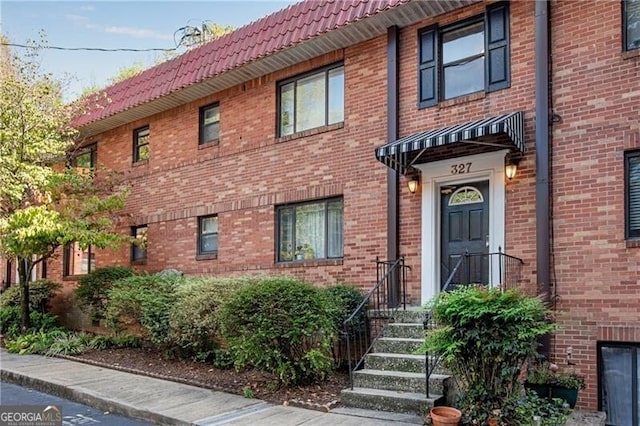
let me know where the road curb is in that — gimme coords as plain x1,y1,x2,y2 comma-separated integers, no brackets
1,368,187,425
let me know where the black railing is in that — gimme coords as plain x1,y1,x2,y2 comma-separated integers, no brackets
424,248,524,397
343,257,410,390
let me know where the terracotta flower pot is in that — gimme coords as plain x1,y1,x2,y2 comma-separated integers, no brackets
430,406,462,426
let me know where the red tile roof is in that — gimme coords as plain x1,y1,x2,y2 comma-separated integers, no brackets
75,0,407,128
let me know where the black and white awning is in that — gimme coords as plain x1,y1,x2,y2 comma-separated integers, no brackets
375,111,526,174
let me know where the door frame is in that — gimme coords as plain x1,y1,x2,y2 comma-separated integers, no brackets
416,149,508,304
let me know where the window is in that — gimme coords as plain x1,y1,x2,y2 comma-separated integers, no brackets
199,103,220,145
278,63,344,137
626,150,640,239
133,126,150,162
198,215,218,255
625,0,640,51
418,1,509,107
72,143,97,173
277,198,343,262
131,225,148,262
598,343,640,425
63,242,94,276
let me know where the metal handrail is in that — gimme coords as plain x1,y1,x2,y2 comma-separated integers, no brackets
423,249,524,397
343,256,410,390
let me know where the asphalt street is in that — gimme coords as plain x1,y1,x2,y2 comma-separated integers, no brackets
0,381,151,426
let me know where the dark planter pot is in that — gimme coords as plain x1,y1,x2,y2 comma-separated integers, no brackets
525,382,550,399
551,385,579,408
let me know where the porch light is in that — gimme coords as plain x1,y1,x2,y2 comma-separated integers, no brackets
407,174,420,194
505,163,517,180
505,156,520,180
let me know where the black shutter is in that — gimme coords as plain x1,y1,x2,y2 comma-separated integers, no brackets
486,1,510,92
627,153,640,239
418,25,438,108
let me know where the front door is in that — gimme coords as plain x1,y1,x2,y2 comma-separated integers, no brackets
440,180,490,290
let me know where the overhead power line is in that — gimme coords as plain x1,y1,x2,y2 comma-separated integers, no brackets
1,42,177,53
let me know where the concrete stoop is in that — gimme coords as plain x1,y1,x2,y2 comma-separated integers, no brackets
339,308,450,416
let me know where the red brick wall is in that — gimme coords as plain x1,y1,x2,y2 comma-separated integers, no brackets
549,0,640,410
394,0,539,301
48,40,391,310
42,1,640,412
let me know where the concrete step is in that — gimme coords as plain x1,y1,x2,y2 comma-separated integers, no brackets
384,323,425,339
353,369,448,395
373,337,424,354
340,387,443,416
368,308,425,324
365,353,449,375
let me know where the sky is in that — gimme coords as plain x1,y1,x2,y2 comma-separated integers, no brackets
1,0,297,99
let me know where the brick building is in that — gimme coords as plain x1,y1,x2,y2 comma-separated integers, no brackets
3,0,639,418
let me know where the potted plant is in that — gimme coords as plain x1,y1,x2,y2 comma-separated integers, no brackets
295,243,314,260
551,369,585,408
525,361,555,399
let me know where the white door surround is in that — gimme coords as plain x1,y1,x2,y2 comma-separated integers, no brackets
416,149,509,304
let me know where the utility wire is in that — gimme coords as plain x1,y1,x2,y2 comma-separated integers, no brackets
1,42,177,53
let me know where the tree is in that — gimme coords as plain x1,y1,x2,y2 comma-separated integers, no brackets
0,39,128,332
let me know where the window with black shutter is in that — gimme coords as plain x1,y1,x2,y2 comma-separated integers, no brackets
418,1,510,108
626,150,640,239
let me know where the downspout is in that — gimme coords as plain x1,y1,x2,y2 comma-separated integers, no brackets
387,26,400,307
535,0,552,357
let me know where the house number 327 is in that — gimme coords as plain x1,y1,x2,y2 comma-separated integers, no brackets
450,162,472,175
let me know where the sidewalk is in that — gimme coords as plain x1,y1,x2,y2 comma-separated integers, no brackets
0,349,423,426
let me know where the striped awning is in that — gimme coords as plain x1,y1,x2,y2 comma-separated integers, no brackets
375,111,526,174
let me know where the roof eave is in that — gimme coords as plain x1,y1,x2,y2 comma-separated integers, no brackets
77,0,479,138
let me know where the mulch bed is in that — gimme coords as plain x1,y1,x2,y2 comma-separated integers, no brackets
67,347,348,411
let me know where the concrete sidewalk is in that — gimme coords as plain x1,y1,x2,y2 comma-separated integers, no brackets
0,349,423,425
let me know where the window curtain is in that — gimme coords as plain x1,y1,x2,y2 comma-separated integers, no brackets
296,203,325,259
328,200,343,258
601,346,635,425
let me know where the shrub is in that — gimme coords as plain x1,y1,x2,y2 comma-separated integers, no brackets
322,284,366,367
0,306,59,338
512,391,571,425
419,286,556,425
167,276,257,360
104,273,184,347
0,280,62,312
219,276,335,386
75,266,135,322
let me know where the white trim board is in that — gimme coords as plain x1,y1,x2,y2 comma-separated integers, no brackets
417,149,509,304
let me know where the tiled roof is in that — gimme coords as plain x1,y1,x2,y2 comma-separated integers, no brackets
74,0,407,128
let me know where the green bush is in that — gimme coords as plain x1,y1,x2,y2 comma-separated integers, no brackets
512,391,571,425
167,276,257,360
104,273,184,347
219,277,335,386
75,266,135,322
418,286,556,425
322,284,366,367
0,306,59,338
0,280,62,312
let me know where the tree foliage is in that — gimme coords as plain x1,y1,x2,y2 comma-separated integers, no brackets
0,38,128,332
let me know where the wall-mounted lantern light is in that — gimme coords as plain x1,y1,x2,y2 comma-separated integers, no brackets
407,173,420,194
505,156,520,180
